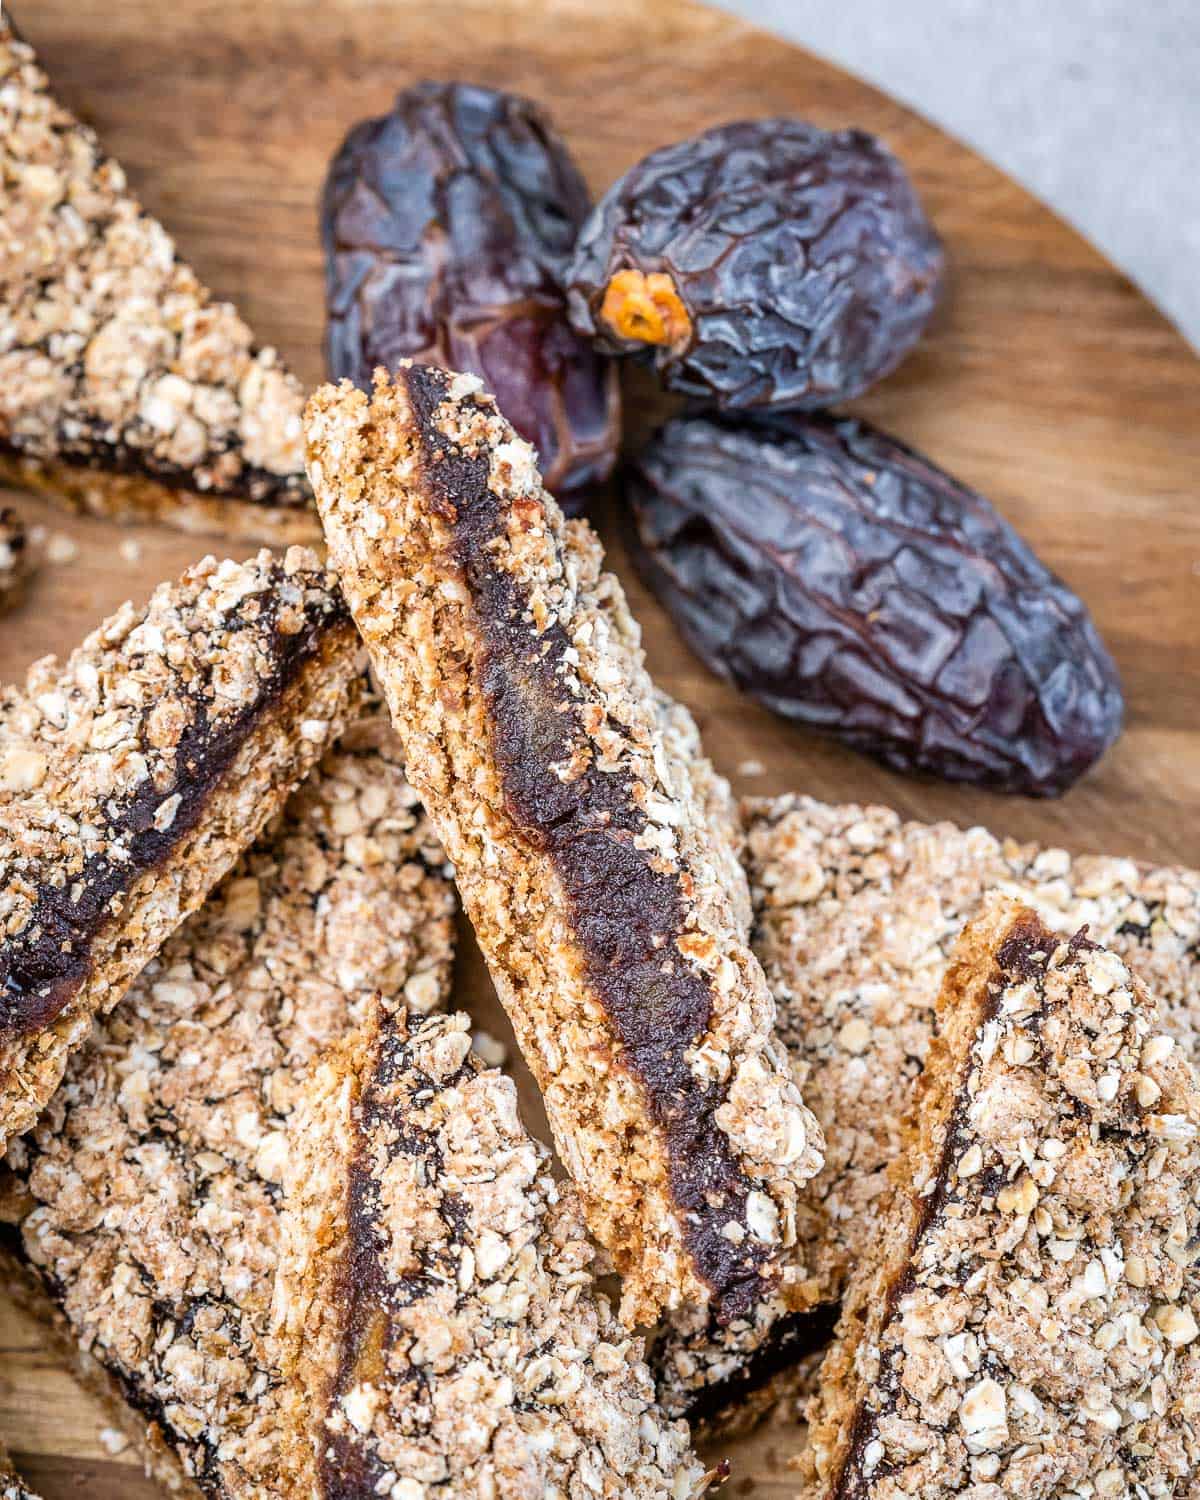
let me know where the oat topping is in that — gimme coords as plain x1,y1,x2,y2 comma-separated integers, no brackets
653,687,751,937
276,1002,711,1500
0,506,35,612
4,707,456,1496
656,795,1200,1420
0,546,361,1148
804,896,1200,1498
0,19,318,541
305,363,822,1327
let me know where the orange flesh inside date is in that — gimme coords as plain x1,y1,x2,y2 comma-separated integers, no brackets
600,269,692,349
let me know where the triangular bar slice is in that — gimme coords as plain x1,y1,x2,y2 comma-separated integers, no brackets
276,1002,712,1498
0,547,361,1148
0,19,318,541
656,796,1200,1425
305,363,823,1327
2,706,457,1495
804,895,1200,1497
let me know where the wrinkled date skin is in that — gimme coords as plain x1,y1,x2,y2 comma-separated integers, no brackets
626,414,1123,795
567,119,944,410
322,81,619,510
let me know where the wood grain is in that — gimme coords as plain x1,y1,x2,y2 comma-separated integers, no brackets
2,0,1198,1493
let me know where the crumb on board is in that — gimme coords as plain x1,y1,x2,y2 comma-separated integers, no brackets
44,530,78,564
471,1028,509,1067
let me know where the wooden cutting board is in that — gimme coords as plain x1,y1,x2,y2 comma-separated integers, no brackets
3,1,1199,1494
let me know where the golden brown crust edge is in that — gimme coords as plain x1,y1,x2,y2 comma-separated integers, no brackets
0,457,322,545
802,895,1027,1492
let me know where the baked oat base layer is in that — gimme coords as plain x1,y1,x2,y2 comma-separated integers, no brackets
0,457,322,545
0,21,317,540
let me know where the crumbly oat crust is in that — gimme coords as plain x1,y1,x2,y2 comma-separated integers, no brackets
804,896,1200,1498
653,689,751,938
656,795,1200,1421
0,20,318,541
3,708,456,1497
305,363,822,1327
0,507,35,612
276,1002,711,1500
0,546,361,1149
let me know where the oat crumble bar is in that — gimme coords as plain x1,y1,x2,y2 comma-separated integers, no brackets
0,18,319,541
803,896,1200,1497
656,795,1200,1422
305,363,823,1327
276,1002,712,1499
0,546,361,1148
1,707,456,1496
0,508,35,613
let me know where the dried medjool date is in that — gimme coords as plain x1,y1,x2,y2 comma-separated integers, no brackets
626,413,1122,795
567,119,944,410
322,81,618,510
